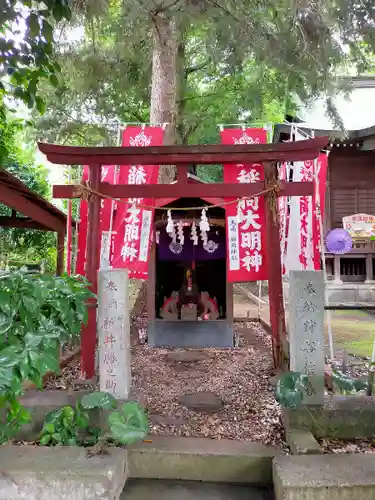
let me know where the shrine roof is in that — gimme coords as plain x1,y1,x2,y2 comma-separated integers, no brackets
38,136,328,166
0,167,72,232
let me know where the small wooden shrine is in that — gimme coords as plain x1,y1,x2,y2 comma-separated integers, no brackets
39,137,328,378
148,177,233,347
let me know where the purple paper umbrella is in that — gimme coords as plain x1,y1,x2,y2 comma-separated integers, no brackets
325,228,352,254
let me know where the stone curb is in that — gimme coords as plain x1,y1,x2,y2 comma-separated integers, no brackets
128,436,280,485
286,428,322,455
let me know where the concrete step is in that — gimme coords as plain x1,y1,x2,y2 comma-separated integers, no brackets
128,436,280,485
273,454,375,500
121,479,274,500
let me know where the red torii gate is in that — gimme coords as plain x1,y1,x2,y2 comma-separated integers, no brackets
39,137,328,378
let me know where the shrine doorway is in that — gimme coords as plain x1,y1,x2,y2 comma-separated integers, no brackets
148,197,234,348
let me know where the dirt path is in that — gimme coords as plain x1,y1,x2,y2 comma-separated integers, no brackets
131,321,283,446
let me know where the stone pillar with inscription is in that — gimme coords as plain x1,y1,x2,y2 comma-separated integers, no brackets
289,270,325,405
98,269,131,399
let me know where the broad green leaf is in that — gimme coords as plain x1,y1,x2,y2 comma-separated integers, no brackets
22,295,38,313
109,424,147,445
75,413,89,429
42,20,53,43
120,402,149,431
43,423,55,434
275,372,305,408
81,391,117,410
28,13,40,38
40,434,51,445
35,96,46,114
52,433,62,442
62,406,75,422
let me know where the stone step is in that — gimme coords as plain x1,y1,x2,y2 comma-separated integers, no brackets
0,445,127,500
273,454,375,500
121,479,274,500
128,436,279,485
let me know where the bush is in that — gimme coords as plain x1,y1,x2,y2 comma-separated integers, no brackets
0,271,93,443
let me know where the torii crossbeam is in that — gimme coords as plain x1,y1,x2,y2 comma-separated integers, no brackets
39,136,328,378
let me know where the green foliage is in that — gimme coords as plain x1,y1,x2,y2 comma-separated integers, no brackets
40,404,89,446
0,271,92,443
81,391,117,410
40,392,149,448
1,1,72,126
275,372,309,409
276,370,368,408
332,369,368,394
34,0,375,151
0,115,57,271
108,401,149,445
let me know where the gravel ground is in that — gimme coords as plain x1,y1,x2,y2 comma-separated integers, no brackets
319,437,375,454
131,321,285,447
45,321,286,449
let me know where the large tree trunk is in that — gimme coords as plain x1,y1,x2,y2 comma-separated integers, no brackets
136,13,184,320
150,13,181,183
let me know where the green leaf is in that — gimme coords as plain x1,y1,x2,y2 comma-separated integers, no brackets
52,433,62,442
42,20,54,44
18,406,32,425
52,4,64,22
35,96,46,114
81,391,117,410
275,372,305,408
75,413,89,429
332,370,368,393
107,402,149,445
120,402,149,431
28,13,40,38
62,406,75,423
49,74,59,87
40,434,52,445
43,423,55,434
22,295,38,313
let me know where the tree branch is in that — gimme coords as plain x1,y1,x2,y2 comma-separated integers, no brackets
153,0,184,14
185,59,210,75
206,0,240,22
178,91,222,103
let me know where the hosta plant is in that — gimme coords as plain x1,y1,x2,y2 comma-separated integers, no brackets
276,370,368,408
40,391,149,451
0,271,93,443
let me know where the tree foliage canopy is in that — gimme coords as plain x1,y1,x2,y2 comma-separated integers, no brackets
0,116,56,271
33,0,375,152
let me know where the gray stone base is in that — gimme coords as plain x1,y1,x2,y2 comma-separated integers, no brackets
0,445,127,500
128,436,278,484
148,320,234,348
274,454,375,500
283,395,375,439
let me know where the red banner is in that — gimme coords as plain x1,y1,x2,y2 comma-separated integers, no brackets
278,162,288,275
312,153,328,270
221,128,268,282
111,126,164,278
75,166,89,276
75,165,116,276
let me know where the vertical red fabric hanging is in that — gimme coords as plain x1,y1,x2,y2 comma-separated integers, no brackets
221,128,268,282
312,153,329,270
66,199,73,275
75,166,89,275
111,126,165,278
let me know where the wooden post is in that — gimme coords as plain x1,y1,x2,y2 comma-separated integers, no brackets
365,253,374,283
264,161,288,370
333,254,342,284
81,164,101,379
56,230,65,276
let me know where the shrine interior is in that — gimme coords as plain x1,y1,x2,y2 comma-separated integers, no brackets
154,198,227,321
